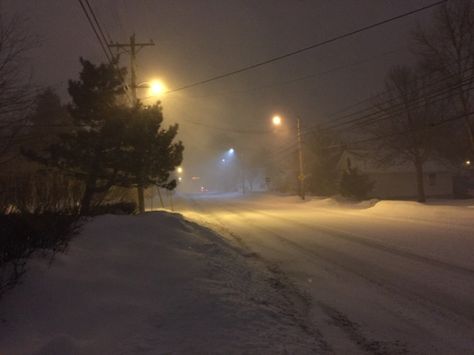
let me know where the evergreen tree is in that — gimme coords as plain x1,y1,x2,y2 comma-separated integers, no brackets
24,88,71,152
25,59,128,215
339,162,374,201
115,102,183,213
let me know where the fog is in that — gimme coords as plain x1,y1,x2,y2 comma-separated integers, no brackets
3,0,435,192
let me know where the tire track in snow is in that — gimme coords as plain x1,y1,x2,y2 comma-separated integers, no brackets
183,196,333,353
200,199,474,324
190,199,416,354
217,199,474,277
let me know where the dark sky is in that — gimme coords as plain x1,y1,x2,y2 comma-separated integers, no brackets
3,0,437,184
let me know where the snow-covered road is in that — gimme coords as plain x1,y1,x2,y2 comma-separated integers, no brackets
176,193,474,354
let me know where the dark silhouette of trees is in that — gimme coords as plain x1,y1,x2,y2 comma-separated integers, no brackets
0,12,35,165
413,0,474,157
306,127,343,196
339,163,374,201
26,59,127,214
25,59,183,215
23,88,71,151
368,66,446,202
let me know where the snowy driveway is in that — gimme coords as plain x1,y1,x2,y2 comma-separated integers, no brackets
176,193,474,354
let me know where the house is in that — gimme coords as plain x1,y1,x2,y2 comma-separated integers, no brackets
337,150,466,199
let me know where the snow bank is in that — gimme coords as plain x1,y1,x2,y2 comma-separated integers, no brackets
219,192,474,226
0,212,325,354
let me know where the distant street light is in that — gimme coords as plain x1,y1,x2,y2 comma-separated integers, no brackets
272,113,306,200
228,148,235,155
177,166,183,174
272,115,282,126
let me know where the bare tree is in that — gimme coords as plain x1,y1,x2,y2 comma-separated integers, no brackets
413,0,474,154
0,12,35,165
367,66,446,202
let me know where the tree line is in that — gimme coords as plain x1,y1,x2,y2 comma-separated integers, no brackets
298,0,474,202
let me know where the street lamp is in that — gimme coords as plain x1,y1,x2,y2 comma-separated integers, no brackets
177,166,183,174
135,79,168,101
148,80,167,96
272,113,306,200
272,115,282,126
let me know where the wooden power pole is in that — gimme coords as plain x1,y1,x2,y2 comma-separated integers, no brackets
108,34,155,213
108,33,155,104
296,116,305,200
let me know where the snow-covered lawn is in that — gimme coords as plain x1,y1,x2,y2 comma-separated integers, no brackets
0,212,325,354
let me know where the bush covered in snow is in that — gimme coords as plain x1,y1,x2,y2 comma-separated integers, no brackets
0,214,79,298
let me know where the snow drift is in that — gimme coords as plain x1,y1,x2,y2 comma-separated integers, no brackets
0,212,326,354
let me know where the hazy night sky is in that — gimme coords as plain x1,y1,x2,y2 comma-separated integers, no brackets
3,0,438,184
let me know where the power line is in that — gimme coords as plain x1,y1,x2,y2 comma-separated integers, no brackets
266,109,474,165
76,0,111,62
83,0,115,59
76,0,133,104
292,60,474,137
183,47,406,100
167,0,446,93
180,119,272,134
324,72,474,132
265,81,474,160
323,65,474,129
345,110,474,148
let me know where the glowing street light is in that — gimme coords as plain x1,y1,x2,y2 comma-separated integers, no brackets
149,79,167,96
177,166,183,174
465,160,471,166
272,115,282,126
228,148,235,155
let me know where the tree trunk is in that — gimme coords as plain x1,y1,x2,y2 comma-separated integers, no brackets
460,94,474,154
157,187,164,208
137,185,145,213
80,185,94,215
414,159,426,203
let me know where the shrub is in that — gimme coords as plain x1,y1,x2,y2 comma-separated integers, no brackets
0,214,80,298
88,201,137,216
339,167,374,201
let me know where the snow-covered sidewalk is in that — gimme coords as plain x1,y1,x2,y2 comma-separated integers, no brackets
0,212,325,354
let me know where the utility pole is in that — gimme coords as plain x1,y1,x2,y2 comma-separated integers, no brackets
108,33,155,105
296,116,305,200
108,34,155,213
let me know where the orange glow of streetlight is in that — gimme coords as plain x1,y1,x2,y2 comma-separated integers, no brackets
272,115,282,126
149,80,167,96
